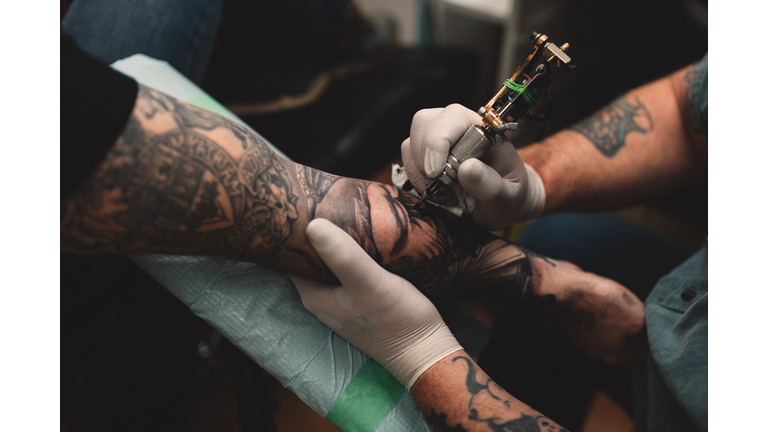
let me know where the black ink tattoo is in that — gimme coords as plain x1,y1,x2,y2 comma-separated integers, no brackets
570,96,654,158
62,85,551,306
61,86,299,262
423,356,568,432
456,356,568,432
518,246,556,268
306,179,538,301
426,409,470,432
296,165,340,218
683,62,705,135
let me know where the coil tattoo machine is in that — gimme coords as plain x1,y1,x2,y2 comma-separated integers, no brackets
414,31,573,208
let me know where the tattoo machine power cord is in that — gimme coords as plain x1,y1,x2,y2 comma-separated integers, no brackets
415,31,574,207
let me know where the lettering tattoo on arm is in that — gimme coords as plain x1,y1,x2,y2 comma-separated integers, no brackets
61,85,547,302
570,96,654,158
423,355,568,432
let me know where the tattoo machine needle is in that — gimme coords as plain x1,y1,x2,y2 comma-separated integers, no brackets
415,32,573,208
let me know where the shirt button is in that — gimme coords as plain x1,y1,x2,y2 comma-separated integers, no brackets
681,287,697,301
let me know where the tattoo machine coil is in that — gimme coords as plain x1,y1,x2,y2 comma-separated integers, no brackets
415,32,573,207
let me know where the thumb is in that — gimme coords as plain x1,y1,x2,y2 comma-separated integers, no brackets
306,218,389,294
459,158,524,204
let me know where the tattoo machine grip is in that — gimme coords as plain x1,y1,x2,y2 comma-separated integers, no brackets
414,31,572,209
415,126,493,206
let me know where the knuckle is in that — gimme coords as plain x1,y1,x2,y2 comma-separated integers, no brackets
401,138,411,153
412,108,432,124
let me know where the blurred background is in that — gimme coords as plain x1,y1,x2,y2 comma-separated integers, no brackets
61,1,707,431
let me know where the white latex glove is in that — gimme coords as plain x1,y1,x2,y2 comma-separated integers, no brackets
401,104,546,229
290,218,463,391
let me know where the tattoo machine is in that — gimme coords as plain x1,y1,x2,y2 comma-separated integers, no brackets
414,31,573,208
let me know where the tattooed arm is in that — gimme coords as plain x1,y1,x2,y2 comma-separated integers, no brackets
291,220,570,431
61,84,545,300
401,60,707,229
413,352,568,432
520,61,708,214
61,84,645,363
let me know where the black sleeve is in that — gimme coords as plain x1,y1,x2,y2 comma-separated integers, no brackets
60,32,139,198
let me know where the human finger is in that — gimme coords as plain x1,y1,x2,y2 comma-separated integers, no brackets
421,104,482,178
408,108,443,178
305,218,392,295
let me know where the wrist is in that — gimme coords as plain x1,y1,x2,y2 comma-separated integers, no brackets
520,163,546,220
519,132,579,215
383,324,463,392
409,349,469,397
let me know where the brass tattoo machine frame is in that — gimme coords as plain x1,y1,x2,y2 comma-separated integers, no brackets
415,31,573,208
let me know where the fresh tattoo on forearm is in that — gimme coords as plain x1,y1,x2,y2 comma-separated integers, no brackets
306,175,539,301
422,355,568,432
570,96,654,157
61,84,549,302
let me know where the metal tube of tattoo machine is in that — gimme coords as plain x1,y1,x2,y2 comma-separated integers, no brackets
415,31,573,208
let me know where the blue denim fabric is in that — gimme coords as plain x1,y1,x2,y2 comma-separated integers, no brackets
61,0,223,84
637,245,708,432
693,53,708,135
634,55,708,432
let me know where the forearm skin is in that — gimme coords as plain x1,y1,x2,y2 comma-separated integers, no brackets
520,63,707,215
412,351,568,432
61,85,542,302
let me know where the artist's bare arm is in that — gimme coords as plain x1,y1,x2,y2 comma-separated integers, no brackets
412,351,568,432
521,62,707,214
61,84,538,301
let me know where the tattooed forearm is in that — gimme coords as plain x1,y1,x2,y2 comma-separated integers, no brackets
570,96,654,157
296,165,340,218
61,85,299,262
309,177,538,300
62,84,546,302
416,354,568,432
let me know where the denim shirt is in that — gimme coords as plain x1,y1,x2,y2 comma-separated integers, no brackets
637,54,708,432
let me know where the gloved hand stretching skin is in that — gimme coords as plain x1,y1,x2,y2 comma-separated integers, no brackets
292,219,571,432
290,218,463,390
401,104,546,229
